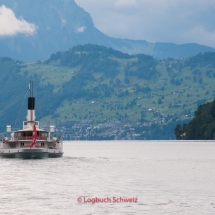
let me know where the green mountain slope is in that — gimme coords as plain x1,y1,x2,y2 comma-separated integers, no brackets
1,44,215,139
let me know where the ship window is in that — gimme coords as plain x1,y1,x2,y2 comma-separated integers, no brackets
26,132,32,136
41,132,47,137
15,132,21,137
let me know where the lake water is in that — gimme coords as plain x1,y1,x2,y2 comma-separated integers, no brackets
0,141,215,215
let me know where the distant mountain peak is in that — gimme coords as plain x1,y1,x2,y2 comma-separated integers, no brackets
0,0,214,61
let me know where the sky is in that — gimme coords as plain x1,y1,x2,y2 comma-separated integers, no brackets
75,0,215,48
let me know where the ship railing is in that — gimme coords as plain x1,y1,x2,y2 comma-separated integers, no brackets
20,145,46,148
14,136,48,141
19,144,57,149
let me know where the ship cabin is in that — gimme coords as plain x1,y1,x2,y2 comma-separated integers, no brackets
13,127,49,141
8,126,53,149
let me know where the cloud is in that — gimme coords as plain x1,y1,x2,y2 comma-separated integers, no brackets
75,0,215,48
115,0,137,8
61,18,66,26
76,26,86,33
0,5,36,37
183,26,215,48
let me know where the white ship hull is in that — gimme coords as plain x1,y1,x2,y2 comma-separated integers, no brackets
0,148,63,159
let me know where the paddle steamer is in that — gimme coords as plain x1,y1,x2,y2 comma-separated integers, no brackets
0,81,63,159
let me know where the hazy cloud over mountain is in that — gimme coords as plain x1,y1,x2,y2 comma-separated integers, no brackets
75,0,215,48
76,26,86,33
0,5,36,36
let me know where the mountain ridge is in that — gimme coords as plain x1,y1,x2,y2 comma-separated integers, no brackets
0,0,215,61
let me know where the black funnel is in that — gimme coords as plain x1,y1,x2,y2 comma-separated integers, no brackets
28,97,35,110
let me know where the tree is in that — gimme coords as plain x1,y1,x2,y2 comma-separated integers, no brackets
174,99,215,140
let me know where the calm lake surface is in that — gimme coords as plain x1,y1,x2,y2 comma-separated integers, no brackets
1,141,215,215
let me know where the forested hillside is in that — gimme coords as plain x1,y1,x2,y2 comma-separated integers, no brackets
175,99,215,140
0,58,28,129
0,44,215,139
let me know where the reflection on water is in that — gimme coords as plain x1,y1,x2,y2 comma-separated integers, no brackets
0,141,215,215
